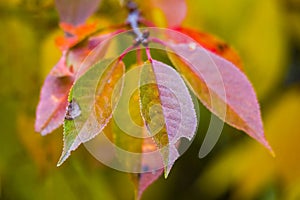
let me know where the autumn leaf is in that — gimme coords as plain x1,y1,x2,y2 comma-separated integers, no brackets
131,158,163,200
54,0,102,50
132,170,163,200
139,60,197,177
36,31,113,136
57,59,125,166
55,0,102,26
52,32,110,77
68,33,113,77
49,51,74,77
82,68,164,200
35,61,74,135
55,22,99,51
130,135,164,200
172,27,243,70
167,42,273,153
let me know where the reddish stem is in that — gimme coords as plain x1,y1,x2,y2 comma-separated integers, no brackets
145,46,153,63
119,45,136,61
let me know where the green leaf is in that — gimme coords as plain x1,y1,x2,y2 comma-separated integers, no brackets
57,59,125,166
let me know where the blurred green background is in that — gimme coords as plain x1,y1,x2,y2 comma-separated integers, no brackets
1,0,300,199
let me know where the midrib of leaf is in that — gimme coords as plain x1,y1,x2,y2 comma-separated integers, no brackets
139,61,169,176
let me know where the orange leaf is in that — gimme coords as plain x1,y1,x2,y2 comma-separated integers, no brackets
56,22,99,51
60,22,98,37
55,35,79,51
173,27,243,70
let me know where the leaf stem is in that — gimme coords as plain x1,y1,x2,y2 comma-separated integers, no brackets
119,45,136,61
145,46,153,63
126,1,150,47
126,1,144,41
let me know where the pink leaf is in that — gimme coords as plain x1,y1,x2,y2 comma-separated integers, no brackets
55,0,102,25
68,33,113,76
151,0,187,27
134,169,163,200
139,60,197,177
35,51,74,135
167,42,273,154
130,137,164,200
35,71,74,135
50,51,74,77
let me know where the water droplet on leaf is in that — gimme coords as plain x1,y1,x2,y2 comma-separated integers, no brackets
65,99,81,120
188,42,196,50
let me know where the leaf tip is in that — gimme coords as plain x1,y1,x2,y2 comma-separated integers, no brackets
260,137,275,157
266,143,276,158
40,129,50,136
163,171,168,179
56,151,70,167
163,166,171,179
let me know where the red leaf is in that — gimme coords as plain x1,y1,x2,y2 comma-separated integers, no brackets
35,72,74,135
55,0,101,26
49,51,74,77
172,27,243,70
133,169,163,200
35,52,74,135
130,137,163,200
167,42,273,153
